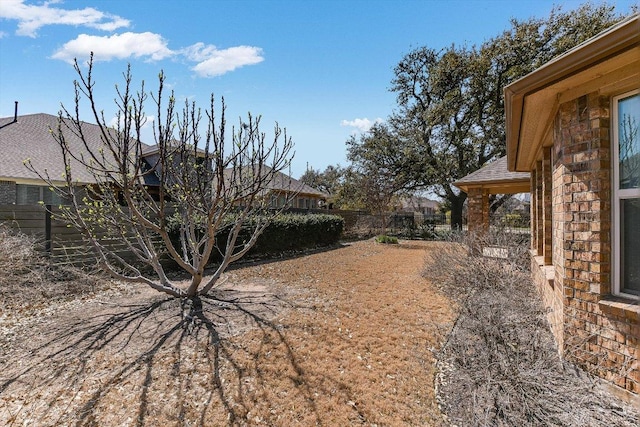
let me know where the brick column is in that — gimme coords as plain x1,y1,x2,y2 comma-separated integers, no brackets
542,146,553,265
535,160,544,255
467,187,489,233
530,169,537,251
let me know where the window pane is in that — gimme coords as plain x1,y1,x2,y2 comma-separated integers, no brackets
42,187,62,206
618,93,640,189
16,185,41,205
621,198,640,295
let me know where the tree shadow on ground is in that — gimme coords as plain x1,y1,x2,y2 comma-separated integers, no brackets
166,243,348,280
0,284,365,426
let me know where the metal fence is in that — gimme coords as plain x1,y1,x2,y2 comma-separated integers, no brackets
1,204,532,261
490,211,531,234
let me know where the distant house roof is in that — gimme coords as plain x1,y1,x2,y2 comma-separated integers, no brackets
0,113,153,185
399,195,440,211
453,156,530,194
1,113,328,199
224,166,330,199
265,169,329,198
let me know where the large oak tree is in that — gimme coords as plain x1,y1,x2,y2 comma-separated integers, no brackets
348,3,627,229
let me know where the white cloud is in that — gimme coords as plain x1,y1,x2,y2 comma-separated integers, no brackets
52,32,174,64
0,0,130,37
2,2,264,77
185,43,264,77
341,117,384,134
182,42,218,62
51,35,264,77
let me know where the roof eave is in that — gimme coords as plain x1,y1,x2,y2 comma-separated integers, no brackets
505,15,640,172
454,178,531,194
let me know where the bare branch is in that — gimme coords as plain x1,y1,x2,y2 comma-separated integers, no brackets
33,58,294,298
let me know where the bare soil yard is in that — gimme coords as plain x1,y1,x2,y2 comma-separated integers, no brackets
0,239,455,426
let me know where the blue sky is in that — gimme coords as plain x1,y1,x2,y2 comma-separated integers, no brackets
0,0,637,178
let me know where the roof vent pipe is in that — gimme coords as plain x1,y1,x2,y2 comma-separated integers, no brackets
14,101,18,123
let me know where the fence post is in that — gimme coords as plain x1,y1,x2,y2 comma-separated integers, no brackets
45,204,52,255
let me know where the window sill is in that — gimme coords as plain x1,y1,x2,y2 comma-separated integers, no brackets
599,296,640,322
530,250,555,289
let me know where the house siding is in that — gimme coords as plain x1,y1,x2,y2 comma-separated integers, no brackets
532,91,639,395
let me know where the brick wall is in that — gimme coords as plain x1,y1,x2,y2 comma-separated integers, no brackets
544,91,639,395
531,255,564,353
467,187,488,233
542,147,553,265
0,181,16,204
530,169,538,251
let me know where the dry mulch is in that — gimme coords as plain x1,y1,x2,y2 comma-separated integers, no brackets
0,239,455,426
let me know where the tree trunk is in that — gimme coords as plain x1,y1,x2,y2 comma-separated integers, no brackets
450,193,466,230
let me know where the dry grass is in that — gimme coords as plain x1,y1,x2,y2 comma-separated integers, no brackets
1,238,455,426
425,231,640,426
0,225,128,312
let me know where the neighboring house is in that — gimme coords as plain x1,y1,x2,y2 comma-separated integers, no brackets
224,166,329,210
264,170,329,209
0,112,328,209
459,15,639,399
0,112,127,205
396,195,440,216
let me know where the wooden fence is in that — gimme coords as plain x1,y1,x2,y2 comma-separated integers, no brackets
2,204,455,266
0,204,140,266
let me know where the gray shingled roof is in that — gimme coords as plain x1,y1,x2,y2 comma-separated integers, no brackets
1,113,328,198
0,113,153,184
265,169,330,198
223,166,329,199
453,156,530,192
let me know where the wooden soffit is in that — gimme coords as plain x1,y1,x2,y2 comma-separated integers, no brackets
455,180,531,195
505,15,640,172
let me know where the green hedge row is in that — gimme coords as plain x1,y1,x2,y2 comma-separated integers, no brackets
169,213,344,261
246,213,344,254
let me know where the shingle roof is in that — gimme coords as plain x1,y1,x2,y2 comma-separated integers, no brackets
453,156,530,193
265,169,329,198
223,166,329,199
0,113,153,185
0,113,328,198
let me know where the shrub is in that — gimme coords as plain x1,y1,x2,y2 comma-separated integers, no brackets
0,225,118,311
425,231,640,426
169,213,344,261
244,213,344,255
375,234,398,244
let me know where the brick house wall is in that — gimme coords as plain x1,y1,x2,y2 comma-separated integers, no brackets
531,91,639,395
0,180,16,204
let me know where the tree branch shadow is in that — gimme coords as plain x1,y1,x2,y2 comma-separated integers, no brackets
0,285,367,426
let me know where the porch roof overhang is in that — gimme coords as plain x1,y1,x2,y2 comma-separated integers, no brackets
453,156,530,194
504,14,640,172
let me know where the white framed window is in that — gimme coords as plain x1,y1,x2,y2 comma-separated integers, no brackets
612,89,640,298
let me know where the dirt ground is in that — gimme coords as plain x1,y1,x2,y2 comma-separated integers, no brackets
0,239,456,426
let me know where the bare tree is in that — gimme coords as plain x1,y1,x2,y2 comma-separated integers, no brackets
27,55,294,298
